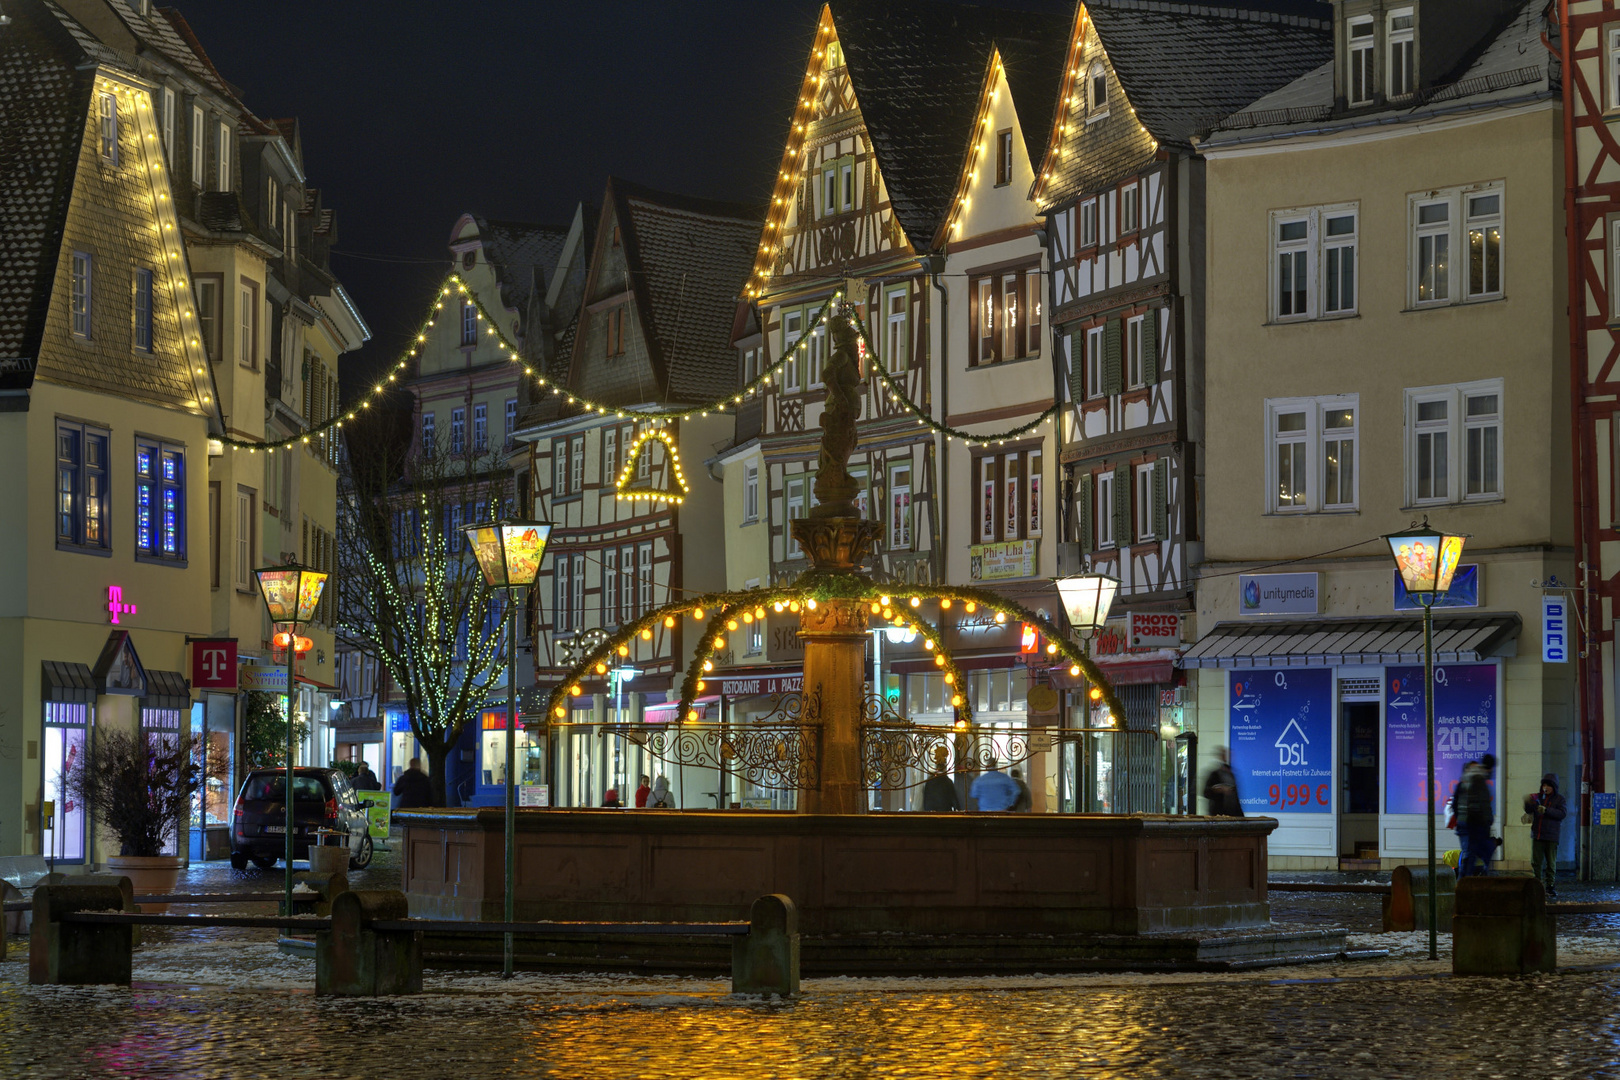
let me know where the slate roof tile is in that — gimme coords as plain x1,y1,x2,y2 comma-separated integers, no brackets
473,217,570,320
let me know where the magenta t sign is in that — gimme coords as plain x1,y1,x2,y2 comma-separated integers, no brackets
191,639,239,690
107,585,136,624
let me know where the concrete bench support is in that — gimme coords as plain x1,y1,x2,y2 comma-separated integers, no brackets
1383,865,1455,933
28,883,133,986
292,871,348,917
731,894,800,998
1453,877,1555,975
316,889,420,996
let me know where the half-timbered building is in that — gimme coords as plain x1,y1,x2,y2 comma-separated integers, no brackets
1034,2,1332,810
521,178,756,809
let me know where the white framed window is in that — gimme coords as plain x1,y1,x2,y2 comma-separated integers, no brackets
1410,183,1504,307
190,105,204,187
1265,396,1358,513
1120,182,1139,234
1095,470,1115,548
1088,61,1108,117
504,398,517,450
422,413,436,456
996,130,1013,186
807,321,826,388
637,433,651,481
1003,453,1019,539
889,463,912,550
743,463,759,522
603,427,617,480
638,544,653,612
461,301,477,346
70,252,92,339
570,435,584,493
161,86,175,165
1085,325,1105,400
603,548,618,625
1406,379,1503,505
1134,464,1155,541
979,459,996,541
1387,8,1415,98
97,92,117,164
885,288,908,372
216,120,231,192
1271,205,1359,320
552,439,566,495
1610,26,1620,110
1125,314,1145,389
786,477,806,558
783,308,803,389
841,159,854,211
472,403,488,452
234,487,254,589
620,545,636,623
450,407,465,454
1028,449,1043,537
555,556,572,631
572,554,585,629
822,164,837,217
1080,198,1098,248
1348,16,1375,105
239,282,255,366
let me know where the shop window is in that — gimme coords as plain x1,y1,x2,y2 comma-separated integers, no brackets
42,702,88,863
57,420,110,552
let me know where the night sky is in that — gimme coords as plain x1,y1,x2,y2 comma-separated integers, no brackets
174,0,827,393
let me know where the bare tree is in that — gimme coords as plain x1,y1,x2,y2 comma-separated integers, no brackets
338,437,514,806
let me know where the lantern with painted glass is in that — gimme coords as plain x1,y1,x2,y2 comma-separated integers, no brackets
1382,519,1468,962
462,519,552,978
1055,573,1120,644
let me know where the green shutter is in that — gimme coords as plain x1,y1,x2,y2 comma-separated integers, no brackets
1141,307,1159,384
1067,333,1085,403
1152,458,1168,539
1113,463,1130,546
1103,319,1123,395
1077,473,1093,553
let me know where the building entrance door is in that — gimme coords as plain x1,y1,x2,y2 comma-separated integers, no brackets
1340,699,1381,859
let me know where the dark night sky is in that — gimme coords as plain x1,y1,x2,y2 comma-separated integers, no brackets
174,1,828,392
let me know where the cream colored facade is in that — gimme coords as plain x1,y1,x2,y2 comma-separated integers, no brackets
1197,95,1572,869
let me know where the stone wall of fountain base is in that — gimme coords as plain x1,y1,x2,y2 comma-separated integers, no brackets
394,810,1275,935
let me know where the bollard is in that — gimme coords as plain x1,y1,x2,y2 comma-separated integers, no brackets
316,889,420,996
1453,877,1556,975
1383,865,1455,933
291,871,349,917
28,884,132,986
731,894,800,998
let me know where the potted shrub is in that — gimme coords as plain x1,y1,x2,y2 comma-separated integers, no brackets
64,728,201,912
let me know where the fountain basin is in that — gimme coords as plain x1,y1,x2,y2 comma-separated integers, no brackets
395,810,1274,935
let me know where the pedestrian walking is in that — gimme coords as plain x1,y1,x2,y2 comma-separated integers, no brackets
648,775,674,808
1201,746,1244,816
970,761,1020,812
391,757,432,809
921,765,960,811
1010,767,1033,812
1460,753,1497,877
1449,760,1478,877
1525,772,1567,898
353,761,380,791
634,774,652,808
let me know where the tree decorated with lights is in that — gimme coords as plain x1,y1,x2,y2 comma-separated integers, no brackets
547,293,1126,812
339,441,514,804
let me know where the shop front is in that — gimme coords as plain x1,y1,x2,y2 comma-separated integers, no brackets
469,707,546,808
384,707,421,787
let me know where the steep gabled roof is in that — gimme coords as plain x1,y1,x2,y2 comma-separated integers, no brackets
471,217,571,323
611,178,761,403
0,0,95,377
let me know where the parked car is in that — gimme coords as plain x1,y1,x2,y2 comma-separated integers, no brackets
229,767,374,871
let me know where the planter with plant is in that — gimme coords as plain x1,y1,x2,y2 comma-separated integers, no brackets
64,728,201,913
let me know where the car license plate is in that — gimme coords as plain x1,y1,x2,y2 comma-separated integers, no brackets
264,825,285,834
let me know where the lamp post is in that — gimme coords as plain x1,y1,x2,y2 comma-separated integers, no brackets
463,519,552,978
254,563,328,916
1383,519,1468,962
1056,573,1121,810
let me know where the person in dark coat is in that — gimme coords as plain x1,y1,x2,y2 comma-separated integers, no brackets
921,765,960,811
1010,768,1033,812
1461,753,1497,877
1450,761,1479,877
391,757,432,809
1202,746,1244,816
353,761,381,791
1526,772,1567,898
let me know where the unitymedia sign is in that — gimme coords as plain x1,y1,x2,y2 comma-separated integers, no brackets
1239,572,1319,616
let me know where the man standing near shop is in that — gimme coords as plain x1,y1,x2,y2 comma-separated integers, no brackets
1526,773,1567,898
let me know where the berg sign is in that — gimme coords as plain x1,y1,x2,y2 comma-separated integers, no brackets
1129,612,1180,648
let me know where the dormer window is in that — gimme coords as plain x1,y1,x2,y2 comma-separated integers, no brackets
1348,17,1375,105
1089,62,1108,112
1388,8,1415,98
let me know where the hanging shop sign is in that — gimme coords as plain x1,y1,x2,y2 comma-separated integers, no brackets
1543,595,1569,663
1393,563,1479,611
969,539,1037,581
1129,611,1181,649
190,639,238,690
1384,663,1497,817
241,666,288,693
1238,572,1319,616
1228,668,1332,815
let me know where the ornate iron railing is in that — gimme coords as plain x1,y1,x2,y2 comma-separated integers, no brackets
592,691,821,793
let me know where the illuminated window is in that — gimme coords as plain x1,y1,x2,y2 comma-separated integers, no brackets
57,421,110,551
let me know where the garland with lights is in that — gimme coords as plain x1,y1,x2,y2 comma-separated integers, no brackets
614,427,690,503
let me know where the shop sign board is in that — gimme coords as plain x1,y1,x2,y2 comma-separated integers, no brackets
765,613,805,663
519,784,549,807
1393,564,1479,611
1593,792,1617,826
355,791,389,838
1129,612,1180,648
1238,572,1319,616
718,672,804,697
1543,595,1569,663
240,665,287,694
969,539,1037,581
1384,663,1496,816
191,639,238,689
1228,668,1332,814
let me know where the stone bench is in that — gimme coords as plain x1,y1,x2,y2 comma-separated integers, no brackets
316,890,421,997
1453,876,1555,975
1383,865,1455,932
28,882,133,986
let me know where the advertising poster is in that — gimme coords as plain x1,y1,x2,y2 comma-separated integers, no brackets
356,791,390,839
1384,663,1496,816
1228,668,1333,814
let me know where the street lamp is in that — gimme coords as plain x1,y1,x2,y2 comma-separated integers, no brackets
1056,573,1120,807
463,519,552,978
1384,518,1468,961
254,562,327,917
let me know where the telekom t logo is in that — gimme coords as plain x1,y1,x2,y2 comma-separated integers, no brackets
107,585,136,625
198,646,229,682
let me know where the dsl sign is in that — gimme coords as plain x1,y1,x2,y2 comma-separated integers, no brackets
191,639,238,689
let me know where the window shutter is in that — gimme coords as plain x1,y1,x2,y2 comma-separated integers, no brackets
1113,463,1130,545
1103,319,1123,395
1066,333,1084,403
1077,474,1093,553
1141,307,1158,384
1152,458,1168,539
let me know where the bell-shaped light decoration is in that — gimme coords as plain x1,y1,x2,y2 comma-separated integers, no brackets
1384,520,1468,598
463,520,553,588
1055,573,1120,637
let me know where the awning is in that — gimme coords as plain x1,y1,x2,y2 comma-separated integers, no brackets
142,669,191,710
1181,614,1521,669
42,661,95,704
643,696,720,722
